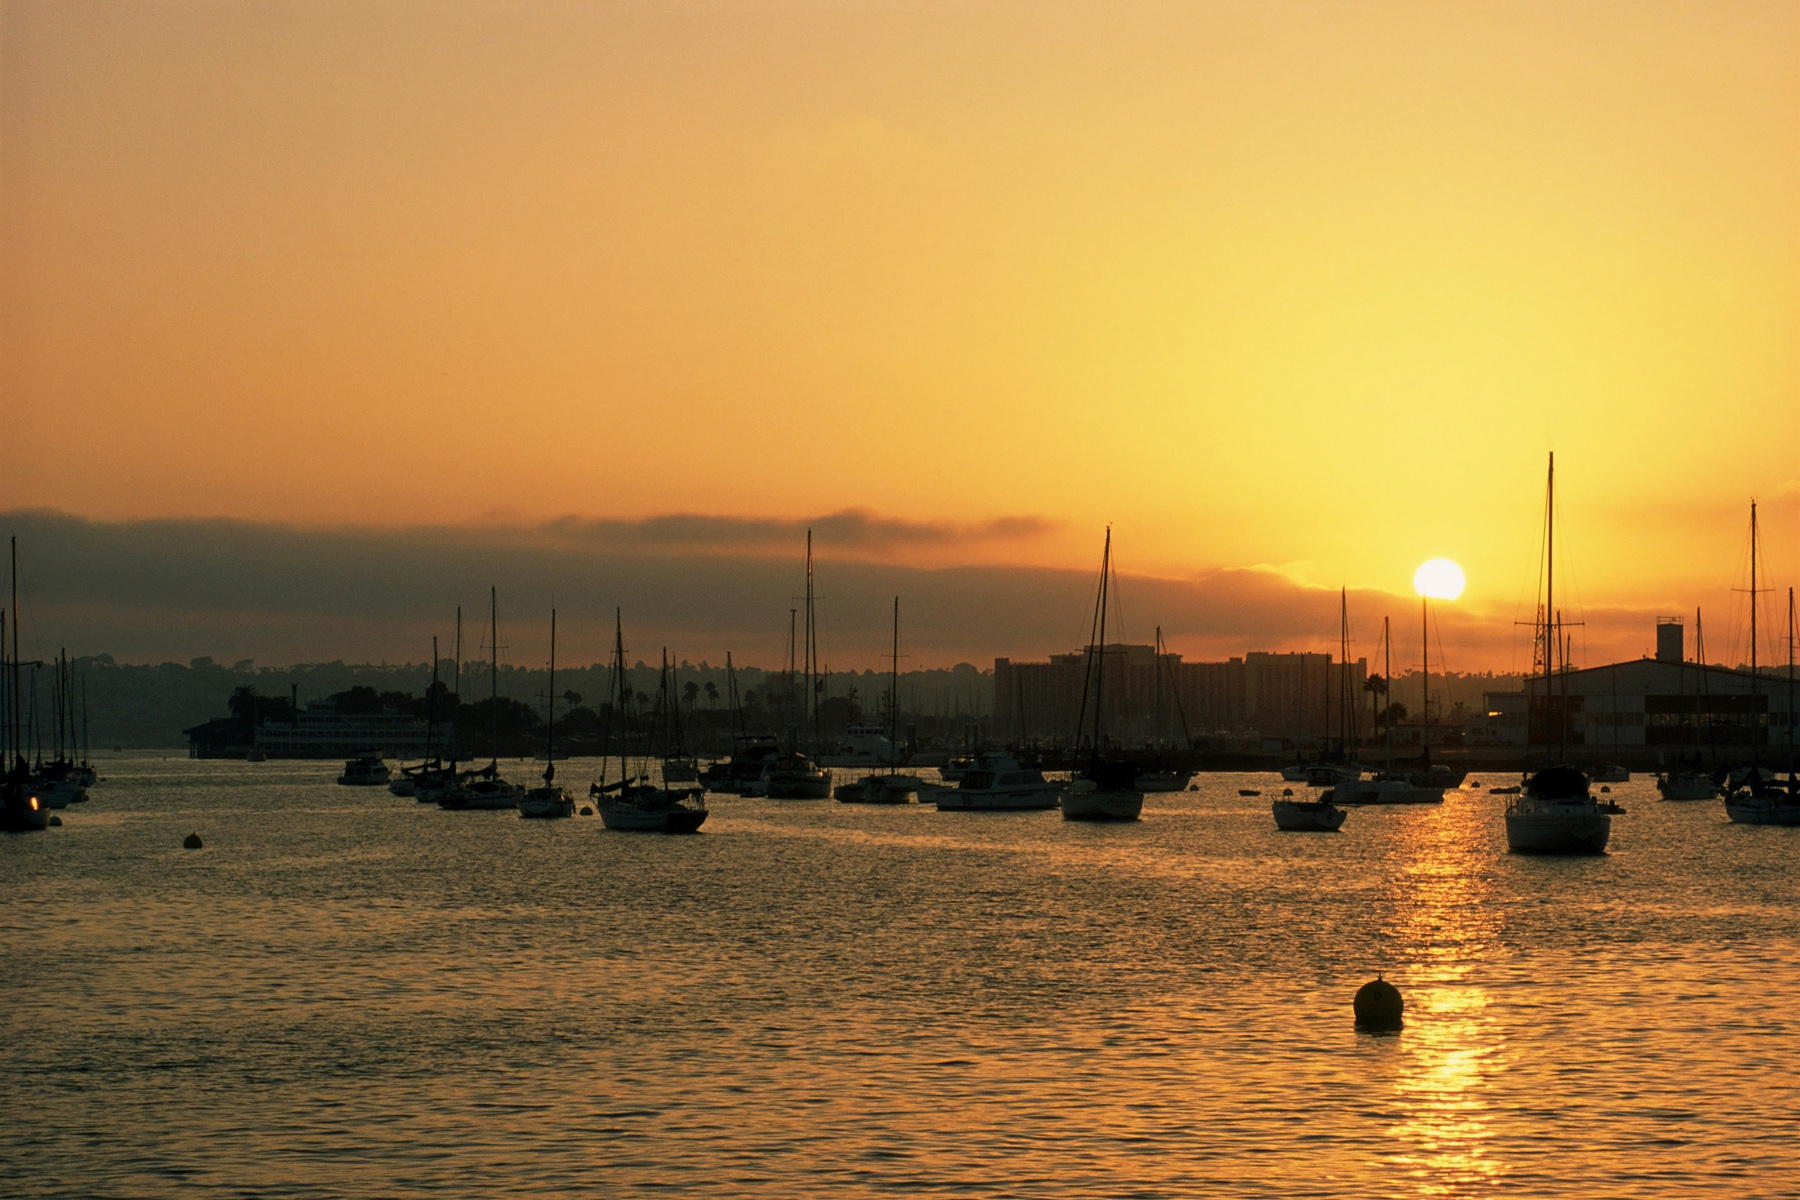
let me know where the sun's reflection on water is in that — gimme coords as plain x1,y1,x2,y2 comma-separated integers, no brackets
1378,800,1508,1195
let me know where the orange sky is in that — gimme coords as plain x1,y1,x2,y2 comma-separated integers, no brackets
3,1,1798,667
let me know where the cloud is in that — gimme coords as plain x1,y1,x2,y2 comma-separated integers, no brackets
538,508,1057,554
1,508,1674,672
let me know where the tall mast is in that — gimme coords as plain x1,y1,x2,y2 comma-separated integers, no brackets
1154,626,1164,747
1787,587,1795,770
544,609,556,785
787,608,798,752
11,538,20,773
1750,501,1759,681
1698,607,1714,760
890,596,900,774
1094,527,1110,753
614,610,629,785
1384,615,1393,771
805,529,816,747
726,651,742,743
1542,454,1555,765
1341,588,1351,753
489,586,498,769
427,634,439,760
1421,592,1429,752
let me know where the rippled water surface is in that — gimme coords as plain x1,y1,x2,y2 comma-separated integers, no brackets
6,755,1800,1197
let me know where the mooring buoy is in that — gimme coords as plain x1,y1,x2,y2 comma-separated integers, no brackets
48,815,62,826
183,832,203,850
1353,975,1403,1031
579,806,593,816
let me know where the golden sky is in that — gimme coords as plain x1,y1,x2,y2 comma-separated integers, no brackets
3,1,1798,666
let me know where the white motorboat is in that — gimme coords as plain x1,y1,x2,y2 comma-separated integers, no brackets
1137,769,1194,793
661,756,699,783
1279,763,1312,783
938,757,976,783
763,752,833,799
930,754,1060,810
1656,770,1718,801
1272,788,1347,831
1505,765,1611,854
1590,764,1630,783
337,755,390,786
1061,774,1145,821
387,774,416,797
817,725,901,768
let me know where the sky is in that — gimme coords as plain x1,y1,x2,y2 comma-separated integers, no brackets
2,1,1797,671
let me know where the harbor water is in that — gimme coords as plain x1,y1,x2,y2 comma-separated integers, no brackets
5,756,1799,1197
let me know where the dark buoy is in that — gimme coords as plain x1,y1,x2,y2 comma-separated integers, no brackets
1353,975,1403,1031
48,815,62,826
183,832,204,850
1600,785,1611,793
579,806,593,816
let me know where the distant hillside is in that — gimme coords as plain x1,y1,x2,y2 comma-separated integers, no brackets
54,655,995,747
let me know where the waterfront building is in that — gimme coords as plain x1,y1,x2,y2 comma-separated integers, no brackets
994,645,1367,744
1473,619,1798,757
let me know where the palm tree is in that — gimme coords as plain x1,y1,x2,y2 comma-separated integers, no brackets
705,680,720,710
228,685,259,738
1363,673,1388,736
683,680,700,712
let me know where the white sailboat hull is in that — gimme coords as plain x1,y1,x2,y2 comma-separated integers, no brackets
1724,795,1800,825
597,790,707,832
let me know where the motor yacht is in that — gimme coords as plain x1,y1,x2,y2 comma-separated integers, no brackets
931,754,1060,810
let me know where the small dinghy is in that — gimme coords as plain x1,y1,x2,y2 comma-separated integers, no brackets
1238,789,1261,797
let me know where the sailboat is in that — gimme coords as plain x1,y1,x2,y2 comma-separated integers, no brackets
763,534,833,799
1504,453,1612,854
659,656,701,784
414,611,465,803
1271,605,1351,831
520,608,575,819
1334,604,1444,806
1136,627,1195,792
1061,528,1145,822
2,541,49,833
1723,505,1800,824
837,597,918,804
32,649,89,807
699,652,780,794
440,588,522,810
591,611,708,832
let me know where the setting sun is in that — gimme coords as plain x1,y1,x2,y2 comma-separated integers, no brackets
1413,558,1466,601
